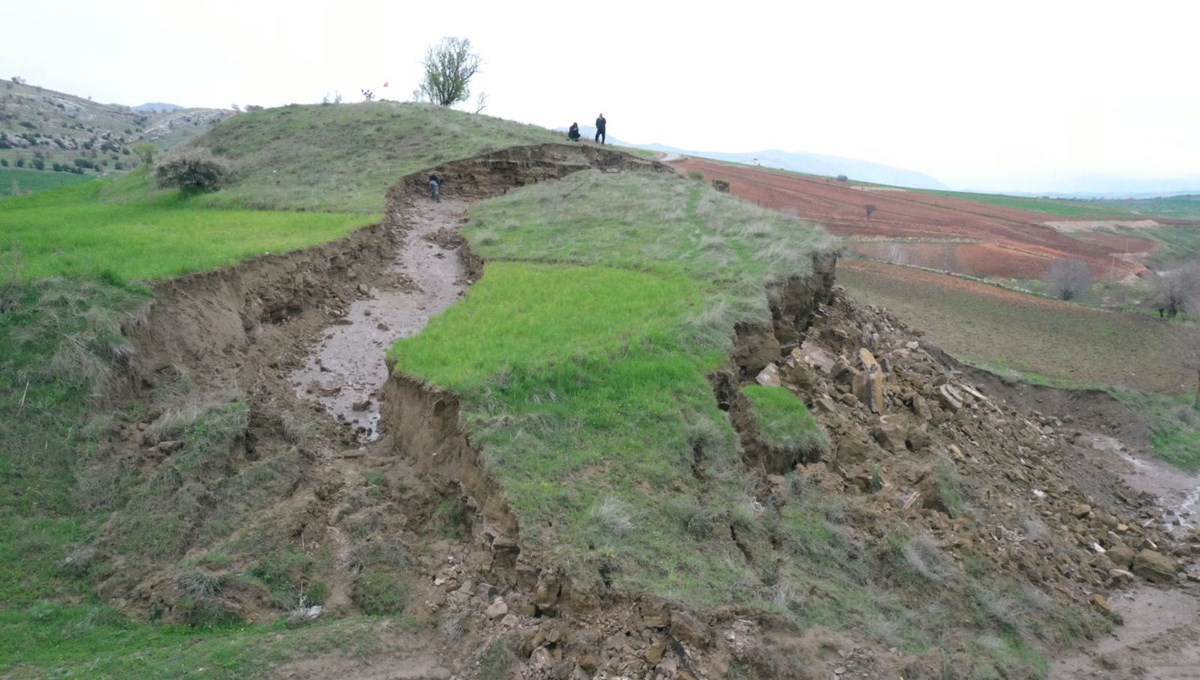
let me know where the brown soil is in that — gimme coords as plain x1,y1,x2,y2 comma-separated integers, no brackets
671,157,1165,282
88,144,1200,679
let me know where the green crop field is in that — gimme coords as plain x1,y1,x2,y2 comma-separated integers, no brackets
916,189,1136,219
1,168,96,197
1,174,372,282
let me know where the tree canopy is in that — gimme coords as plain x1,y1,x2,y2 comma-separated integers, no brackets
416,37,481,107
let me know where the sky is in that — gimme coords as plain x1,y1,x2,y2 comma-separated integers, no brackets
4,0,1196,193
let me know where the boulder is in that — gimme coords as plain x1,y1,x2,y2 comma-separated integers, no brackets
1133,549,1177,583
937,384,963,412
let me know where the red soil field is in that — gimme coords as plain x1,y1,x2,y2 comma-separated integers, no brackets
672,157,1157,281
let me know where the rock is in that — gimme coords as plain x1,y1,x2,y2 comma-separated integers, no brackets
906,426,932,452
1072,504,1092,519
351,395,371,411
1133,549,1177,583
911,394,932,421
937,384,963,412
643,642,665,664
1107,543,1135,569
154,439,183,453
872,419,908,453
486,597,508,619
755,363,782,387
670,610,708,649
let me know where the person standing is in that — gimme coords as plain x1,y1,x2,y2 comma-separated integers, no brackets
594,113,606,144
428,173,443,203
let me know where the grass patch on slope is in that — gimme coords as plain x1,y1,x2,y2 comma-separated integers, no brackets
0,176,371,281
390,171,831,601
190,101,566,213
1110,388,1200,471
741,384,828,453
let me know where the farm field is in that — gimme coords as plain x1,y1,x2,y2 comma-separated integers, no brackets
672,157,1198,283
838,260,1189,395
1,175,373,281
1,168,96,197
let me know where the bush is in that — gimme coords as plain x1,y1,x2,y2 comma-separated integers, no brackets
154,149,231,194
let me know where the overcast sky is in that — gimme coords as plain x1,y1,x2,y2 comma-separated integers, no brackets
5,0,1195,192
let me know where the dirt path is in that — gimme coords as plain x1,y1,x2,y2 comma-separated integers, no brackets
1051,434,1200,679
290,199,469,441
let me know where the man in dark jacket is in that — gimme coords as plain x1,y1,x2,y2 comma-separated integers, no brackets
428,173,443,202
568,122,581,141
594,114,606,144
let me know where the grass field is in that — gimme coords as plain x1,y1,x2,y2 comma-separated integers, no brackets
1,168,96,197
915,189,1139,219
1,173,373,281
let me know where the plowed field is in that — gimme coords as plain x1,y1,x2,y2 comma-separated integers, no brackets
672,157,1158,281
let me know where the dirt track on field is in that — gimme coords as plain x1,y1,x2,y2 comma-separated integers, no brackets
671,157,1158,281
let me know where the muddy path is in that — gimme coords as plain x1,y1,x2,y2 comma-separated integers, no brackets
1051,433,1200,679
290,198,469,441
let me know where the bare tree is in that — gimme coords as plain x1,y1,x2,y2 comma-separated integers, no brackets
1149,263,1200,318
474,91,489,114
416,37,481,107
361,89,375,102
1045,259,1092,301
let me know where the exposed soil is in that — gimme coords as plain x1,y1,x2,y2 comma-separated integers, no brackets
92,144,1200,679
670,157,1169,282
291,198,470,442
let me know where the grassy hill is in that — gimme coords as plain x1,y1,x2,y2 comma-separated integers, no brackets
186,101,567,213
0,78,229,190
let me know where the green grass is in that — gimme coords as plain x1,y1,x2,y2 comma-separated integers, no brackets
1096,194,1200,220
1109,388,1200,471
741,384,827,453
0,175,373,281
916,189,1137,219
188,101,567,213
1,168,96,197
390,171,830,602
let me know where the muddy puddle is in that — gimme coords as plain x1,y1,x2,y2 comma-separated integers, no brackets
291,199,468,441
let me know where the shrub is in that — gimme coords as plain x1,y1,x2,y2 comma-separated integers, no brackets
154,149,231,194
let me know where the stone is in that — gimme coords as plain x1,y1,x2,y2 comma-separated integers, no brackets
906,426,932,452
1107,543,1135,569
351,395,371,411
1133,549,1176,583
1072,504,1092,519
486,597,508,619
937,384,963,412
755,363,782,387
669,610,708,649
911,394,932,421
872,419,908,453
643,642,665,664
853,370,886,414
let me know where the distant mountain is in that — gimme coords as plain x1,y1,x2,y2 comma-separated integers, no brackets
132,102,183,113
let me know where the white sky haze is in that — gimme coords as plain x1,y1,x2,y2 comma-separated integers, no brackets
4,0,1196,192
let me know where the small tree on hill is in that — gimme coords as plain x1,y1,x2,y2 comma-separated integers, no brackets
1045,258,1092,301
415,37,481,107
154,149,231,194
1149,263,1200,318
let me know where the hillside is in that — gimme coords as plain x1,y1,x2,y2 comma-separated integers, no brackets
3,98,1200,679
0,78,228,193
185,101,567,213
